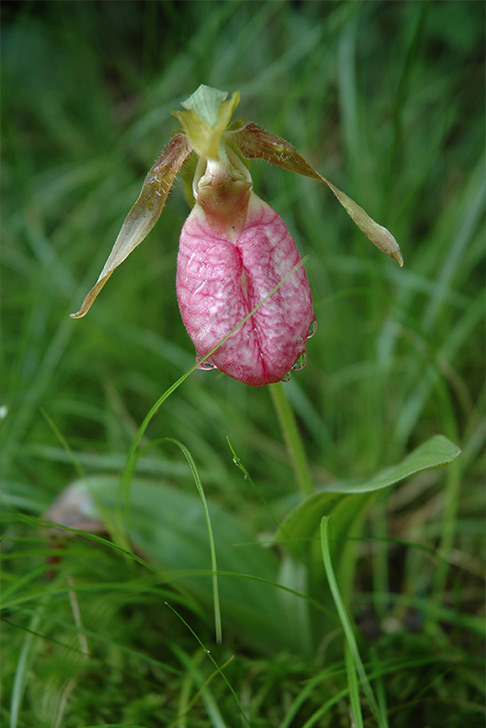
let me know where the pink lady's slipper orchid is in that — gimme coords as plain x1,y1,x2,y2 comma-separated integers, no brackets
71,85,402,386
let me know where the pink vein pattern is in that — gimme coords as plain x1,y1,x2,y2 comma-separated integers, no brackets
177,193,314,386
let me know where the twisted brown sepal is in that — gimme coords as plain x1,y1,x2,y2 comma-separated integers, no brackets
70,132,192,319
230,122,403,267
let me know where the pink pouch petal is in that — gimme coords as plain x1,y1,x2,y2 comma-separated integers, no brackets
177,192,314,386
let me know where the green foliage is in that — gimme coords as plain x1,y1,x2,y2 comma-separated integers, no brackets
1,1,484,727
277,435,461,561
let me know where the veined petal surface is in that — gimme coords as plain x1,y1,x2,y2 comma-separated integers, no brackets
177,193,315,386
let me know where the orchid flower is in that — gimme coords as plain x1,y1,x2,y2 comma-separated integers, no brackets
71,85,402,386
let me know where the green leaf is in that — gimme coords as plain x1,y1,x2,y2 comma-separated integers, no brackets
44,477,304,653
320,435,461,494
276,435,461,557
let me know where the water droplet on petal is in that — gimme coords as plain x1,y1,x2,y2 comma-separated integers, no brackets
292,352,307,371
197,359,217,371
281,371,292,383
307,319,317,339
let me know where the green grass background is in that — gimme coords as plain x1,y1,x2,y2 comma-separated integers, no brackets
1,1,485,726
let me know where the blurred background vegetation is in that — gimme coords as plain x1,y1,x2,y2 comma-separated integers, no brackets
1,1,485,726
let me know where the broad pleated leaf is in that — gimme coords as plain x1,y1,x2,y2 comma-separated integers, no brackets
230,122,403,266
70,132,192,318
43,476,306,654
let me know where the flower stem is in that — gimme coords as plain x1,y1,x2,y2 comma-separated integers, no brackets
269,381,314,499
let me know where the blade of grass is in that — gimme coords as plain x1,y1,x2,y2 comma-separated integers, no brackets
159,438,222,645
369,646,389,721
345,639,364,728
320,516,387,728
9,602,44,728
165,602,252,728
170,644,231,728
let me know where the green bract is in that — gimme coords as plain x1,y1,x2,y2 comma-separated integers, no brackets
71,84,402,319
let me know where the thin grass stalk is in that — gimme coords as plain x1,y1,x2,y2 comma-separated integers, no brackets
9,603,44,728
165,602,251,728
170,646,227,728
345,640,364,728
320,516,387,728
163,438,222,645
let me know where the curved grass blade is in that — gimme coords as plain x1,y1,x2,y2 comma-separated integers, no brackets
9,602,45,728
320,516,387,728
160,438,222,645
